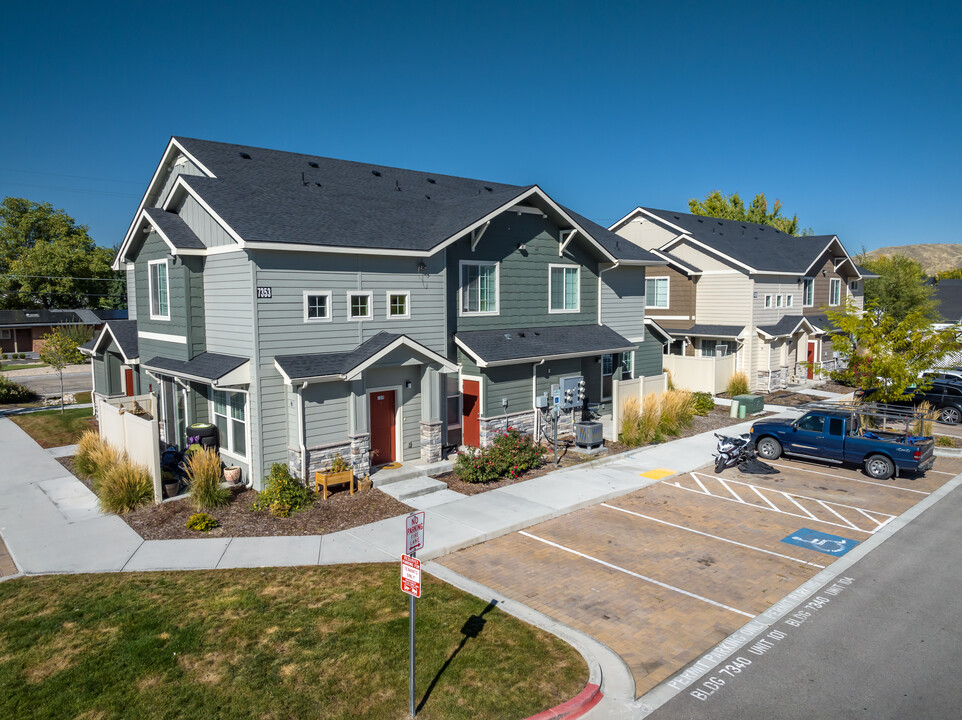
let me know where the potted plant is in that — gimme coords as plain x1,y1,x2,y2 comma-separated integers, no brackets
162,470,180,499
314,453,354,499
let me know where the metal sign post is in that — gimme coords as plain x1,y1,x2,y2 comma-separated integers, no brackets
402,512,425,717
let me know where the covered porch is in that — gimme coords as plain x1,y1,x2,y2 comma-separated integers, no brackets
661,324,744,394
275,333,457,484
755,316,821,392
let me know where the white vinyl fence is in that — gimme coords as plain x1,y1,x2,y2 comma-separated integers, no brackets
97,393,163,503
662,354,736,395
610,373,668,439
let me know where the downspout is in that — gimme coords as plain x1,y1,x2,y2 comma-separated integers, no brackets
297,382,307,483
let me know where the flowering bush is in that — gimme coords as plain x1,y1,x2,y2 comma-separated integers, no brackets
454,428,546,483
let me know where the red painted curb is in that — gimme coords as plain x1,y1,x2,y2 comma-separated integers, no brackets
524,682,602,720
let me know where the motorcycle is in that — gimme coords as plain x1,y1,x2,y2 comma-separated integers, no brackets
714,432,754,473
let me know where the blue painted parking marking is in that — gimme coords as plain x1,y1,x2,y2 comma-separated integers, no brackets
781,528,859,556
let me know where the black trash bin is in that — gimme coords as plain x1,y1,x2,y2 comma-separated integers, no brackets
188,422,219,450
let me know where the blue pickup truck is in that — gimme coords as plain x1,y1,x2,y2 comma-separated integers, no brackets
750,407,935,480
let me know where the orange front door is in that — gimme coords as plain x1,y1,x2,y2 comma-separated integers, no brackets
807,342,817,380
462,380,480,447
369,390,396,465
125,368,135,397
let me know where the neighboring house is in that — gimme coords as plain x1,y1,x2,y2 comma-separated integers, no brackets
0,308,127,355
609,207,874,392
83,137,665,489
931,278,962,329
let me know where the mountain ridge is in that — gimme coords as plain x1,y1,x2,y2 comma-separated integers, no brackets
863,243,962,275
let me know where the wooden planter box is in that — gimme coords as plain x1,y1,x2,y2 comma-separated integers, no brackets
315,469,354,500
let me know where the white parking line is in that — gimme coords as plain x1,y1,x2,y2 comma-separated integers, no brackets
599,503,826,569
769,462,930,495
519,531,755,618
929,469,957,476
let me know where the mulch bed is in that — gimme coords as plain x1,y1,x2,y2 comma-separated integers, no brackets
432,406,764,494
755,390,822,407
815,380,857,394
57,457,413,541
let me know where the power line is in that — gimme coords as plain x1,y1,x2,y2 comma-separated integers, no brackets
1,274,125,282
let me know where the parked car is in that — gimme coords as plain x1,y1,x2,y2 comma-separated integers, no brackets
921,369,962,385
750,407,935,480
855,381,962,424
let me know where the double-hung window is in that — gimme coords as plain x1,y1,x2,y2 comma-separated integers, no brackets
775,295,783,308
786,295,794,308
460,261,498,315
303,291,332,322
348,291,373,320
549,265,580,312
802,278,814,306
148,259,169,320
701,339,717,357
829,278,842,306
645,277,669,309
212,390,247,458
621,351,634,379
764,295,773,308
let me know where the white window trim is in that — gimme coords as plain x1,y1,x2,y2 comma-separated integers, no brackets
386,290,411,320
210,387,250,461
548,263,581,314
347,291,374,321
303,290,332,323
802,278,814,307
786,294,794,308
148,258,170,321
458,260,500,317
621,350,634,379
765,295,773,308
829,278,842,306
775,295,783,308
645,276,670,309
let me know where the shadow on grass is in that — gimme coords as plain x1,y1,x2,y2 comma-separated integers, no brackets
417,600,498,713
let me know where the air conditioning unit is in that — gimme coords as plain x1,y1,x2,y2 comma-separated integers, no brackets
574,421,603,449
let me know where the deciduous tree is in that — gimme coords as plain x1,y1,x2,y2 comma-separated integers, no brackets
39,328,85,413
0,197,120,309
856,253,938,323
687,190,813,236
825,299,959,402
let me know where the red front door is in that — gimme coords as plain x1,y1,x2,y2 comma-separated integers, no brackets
125,368,135,397
369,390,396,465
807,342,817,380
462,380,480,447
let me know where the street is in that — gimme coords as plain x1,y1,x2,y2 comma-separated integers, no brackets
8,368,91,397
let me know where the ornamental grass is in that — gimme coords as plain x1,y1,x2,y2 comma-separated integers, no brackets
185,447,231,510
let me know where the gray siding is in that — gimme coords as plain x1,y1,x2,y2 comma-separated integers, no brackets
126,264,137,320
600,265,647,341
535,358,583,398
635,328,665,378
483,365,532,417
365,365,422,462
154,158,204,208
446,214,602,341
93,355,107,394
184,257,206,356
303,382,351,447
131,232,190,362
203,252,255,357
177,195,236,248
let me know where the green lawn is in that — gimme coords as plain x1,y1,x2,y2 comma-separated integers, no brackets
9,406,95,447
0,567,585,720
0,362,47,372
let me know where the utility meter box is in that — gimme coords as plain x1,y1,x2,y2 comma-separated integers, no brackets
535,394,549,409
551,384,561,406
560,376,585,409
734,394,764,414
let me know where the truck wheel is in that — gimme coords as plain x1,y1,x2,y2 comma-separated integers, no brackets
756,437,782,460
939,406,961,425
865,454,895,480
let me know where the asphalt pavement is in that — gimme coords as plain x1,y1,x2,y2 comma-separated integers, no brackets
648,478,962,720
7,368,91,396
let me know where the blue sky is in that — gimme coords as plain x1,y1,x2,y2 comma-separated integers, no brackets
2,0,960,252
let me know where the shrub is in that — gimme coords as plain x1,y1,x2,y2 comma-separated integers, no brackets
98,458,153,514
0,374,36,403
185,447,231,510
454,428,546,483
74,429,104,477
619,394,663,447
18,353,26,360
726,371,750,397
936,435,954,447
658,389,695,436
186,512,220,532
88,440,124,490
253,463,313,517
693,391,715,416
327,453,349,473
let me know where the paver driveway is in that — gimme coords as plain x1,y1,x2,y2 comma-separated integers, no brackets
438,455,962,698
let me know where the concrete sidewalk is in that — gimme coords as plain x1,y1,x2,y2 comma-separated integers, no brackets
1,411,803,577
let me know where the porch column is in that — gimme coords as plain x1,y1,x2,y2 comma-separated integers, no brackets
419,366,442,463
348,379,371,478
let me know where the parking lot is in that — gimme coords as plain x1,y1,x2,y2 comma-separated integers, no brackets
437,454,962,698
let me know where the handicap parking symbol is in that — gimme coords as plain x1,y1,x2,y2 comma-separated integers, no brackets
781,528,858,556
